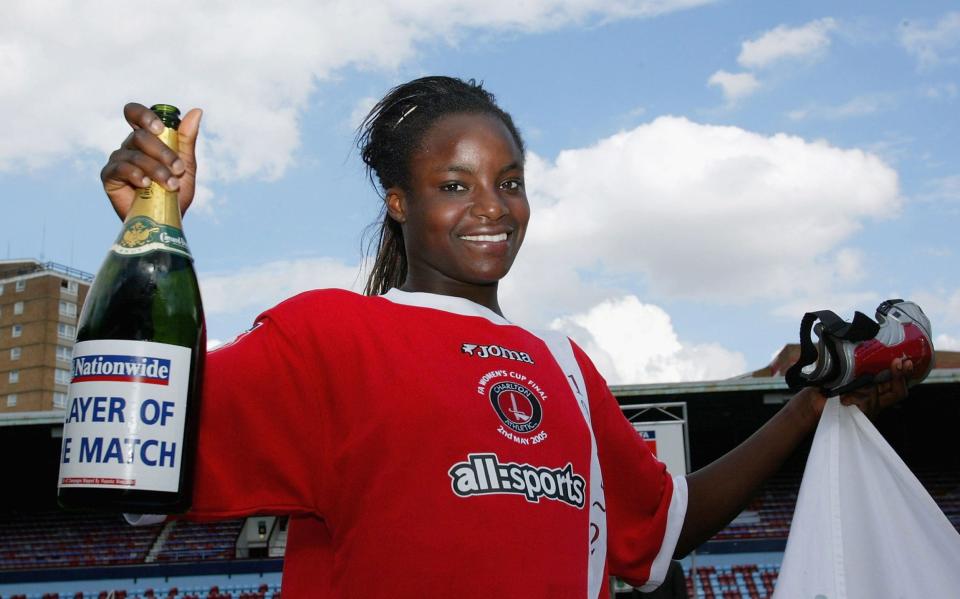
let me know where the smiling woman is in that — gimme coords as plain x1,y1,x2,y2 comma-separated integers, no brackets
97,75,912,599
356,76,528,304
384,112,529,311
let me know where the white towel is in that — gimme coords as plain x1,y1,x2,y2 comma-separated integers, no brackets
774,397,960,598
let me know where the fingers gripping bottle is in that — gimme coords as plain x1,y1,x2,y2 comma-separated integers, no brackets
58,105,205,513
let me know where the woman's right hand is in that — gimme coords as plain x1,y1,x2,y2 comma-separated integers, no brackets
100,103,203,220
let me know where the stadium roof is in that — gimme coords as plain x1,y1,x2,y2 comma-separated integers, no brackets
612,344,960,398
611,368,960,398
0,410,65,427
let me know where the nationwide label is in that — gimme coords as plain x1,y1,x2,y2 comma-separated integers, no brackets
111,215,192,259
72,354,172,385
58,339,191,493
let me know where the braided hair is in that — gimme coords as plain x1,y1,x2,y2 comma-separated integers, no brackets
357,76,525,296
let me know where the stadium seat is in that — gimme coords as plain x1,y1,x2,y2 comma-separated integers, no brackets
683,563,779,599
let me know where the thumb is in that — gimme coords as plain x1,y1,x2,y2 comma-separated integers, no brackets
175,108,202,215
177,108,203,163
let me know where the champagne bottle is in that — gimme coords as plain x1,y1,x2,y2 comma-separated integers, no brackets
58,104,205,513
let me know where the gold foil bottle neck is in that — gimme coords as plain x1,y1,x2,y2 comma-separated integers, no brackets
126,125,182,229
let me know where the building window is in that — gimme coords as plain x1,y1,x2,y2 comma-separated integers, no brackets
61,280,79,295
59,301,77,317
10,347,21,361
55,368,71,385
53,392,67,409
15,280,25,292
13,301,24,315
11,324,22,338
6,394,16,407
0,283,4,295
9,370,19,384
56,345,72,362
58,323,76,340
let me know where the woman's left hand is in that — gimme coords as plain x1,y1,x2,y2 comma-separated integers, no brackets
802,357,914,420
839,357,914,419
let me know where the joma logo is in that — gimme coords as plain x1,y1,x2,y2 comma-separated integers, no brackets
461,343,534,364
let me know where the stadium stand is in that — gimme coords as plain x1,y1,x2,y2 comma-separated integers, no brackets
709,470,960,543
0,515,256,571
0,512,162,570
0,512,280,599
153,521,245,563
0,582,282,598
919,470,960,531
711,475,799,541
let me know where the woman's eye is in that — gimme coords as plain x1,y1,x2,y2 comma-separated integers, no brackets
440,182,467,192
501,179,524,191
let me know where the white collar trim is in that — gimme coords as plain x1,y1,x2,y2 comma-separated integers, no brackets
382,288,513,326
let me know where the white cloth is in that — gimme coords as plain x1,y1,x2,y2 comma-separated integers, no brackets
775,398,960,598
123,513,166,526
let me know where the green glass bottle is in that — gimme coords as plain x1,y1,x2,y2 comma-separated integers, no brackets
58,104,205,513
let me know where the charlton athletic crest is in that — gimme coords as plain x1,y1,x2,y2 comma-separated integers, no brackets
490,381,542,434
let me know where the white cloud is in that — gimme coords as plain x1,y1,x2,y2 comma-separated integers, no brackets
900,11,960,69
920,246,953,258
862,134,916,167
788,94,895,121
508,116,900,310
911,288,960,328
771,290,882,322
771,290,960,352
922,82,959,100
186,184,219,215
707,18,838,105
0,0,713,184
549,296,746,384
918,175,960,204
708,70,761,103
936,333,960,351
738,18,837,69
349,96,380,130
199,256,362,316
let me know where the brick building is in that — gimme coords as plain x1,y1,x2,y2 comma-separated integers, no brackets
0,259,93,413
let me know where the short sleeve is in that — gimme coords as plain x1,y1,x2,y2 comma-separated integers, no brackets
572,343,688,591
188,300,328,519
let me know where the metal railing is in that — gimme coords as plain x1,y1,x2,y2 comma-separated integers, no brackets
43,261,94,282
0,260,94,283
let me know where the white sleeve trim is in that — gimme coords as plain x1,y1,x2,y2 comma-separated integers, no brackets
638,474,688,592
123,513,168,526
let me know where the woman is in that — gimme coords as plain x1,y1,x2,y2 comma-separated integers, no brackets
102,76,911,598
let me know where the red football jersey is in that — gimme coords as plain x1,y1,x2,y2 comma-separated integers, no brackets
189,289,686,598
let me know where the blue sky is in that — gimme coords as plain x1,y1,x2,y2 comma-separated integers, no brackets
2,0,958,383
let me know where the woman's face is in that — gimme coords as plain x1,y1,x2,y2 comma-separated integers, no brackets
389,112,529,296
